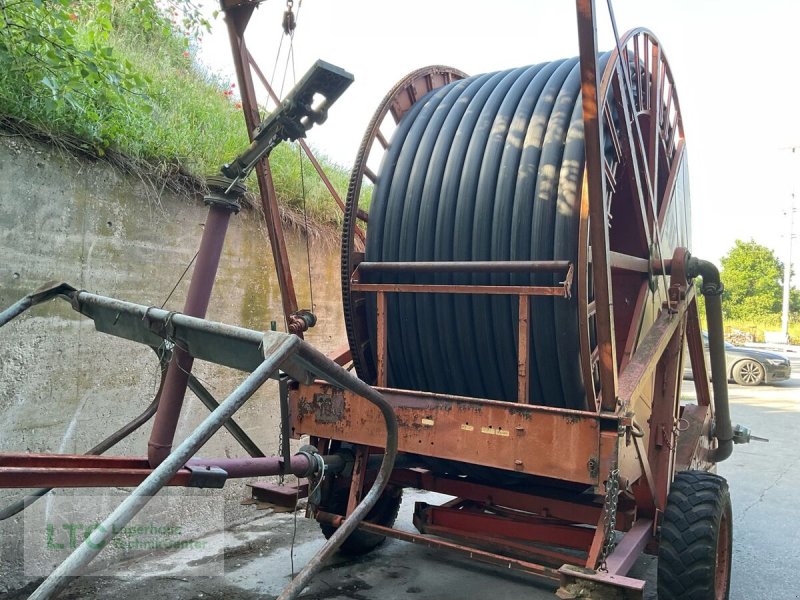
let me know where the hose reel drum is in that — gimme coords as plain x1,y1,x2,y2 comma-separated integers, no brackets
342,30,689,411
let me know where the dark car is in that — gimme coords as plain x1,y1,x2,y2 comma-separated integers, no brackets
683,333,792,386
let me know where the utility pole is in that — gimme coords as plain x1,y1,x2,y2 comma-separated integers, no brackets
782,192,794,342
782,145,797,343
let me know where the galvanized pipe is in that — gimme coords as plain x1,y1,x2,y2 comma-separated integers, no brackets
148,203,236,467
28,336,298,600
687,256,733,462
277,342,398,600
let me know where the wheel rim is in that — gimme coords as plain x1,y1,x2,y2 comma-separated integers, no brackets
738,360,763,385
715,505,731,599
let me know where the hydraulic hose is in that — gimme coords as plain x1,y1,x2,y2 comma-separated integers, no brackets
278,342,398,600
687,256,733,462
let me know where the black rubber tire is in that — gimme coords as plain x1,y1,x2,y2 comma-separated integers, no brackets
658,470,732,600
318,485,403,556
731,359,764,386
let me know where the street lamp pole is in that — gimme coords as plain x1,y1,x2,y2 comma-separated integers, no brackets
781,191,794,342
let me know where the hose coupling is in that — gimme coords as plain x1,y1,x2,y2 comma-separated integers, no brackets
701,281,724,297
288,309,317,334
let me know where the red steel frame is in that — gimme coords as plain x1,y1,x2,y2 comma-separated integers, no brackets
284,2,715,596
288,253,713,585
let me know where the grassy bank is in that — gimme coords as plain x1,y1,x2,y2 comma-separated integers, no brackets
0,1,351,229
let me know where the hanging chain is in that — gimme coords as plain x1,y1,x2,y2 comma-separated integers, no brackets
598,467,620,572
277,427,285,485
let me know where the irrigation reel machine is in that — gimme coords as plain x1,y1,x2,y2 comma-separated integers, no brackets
0,1,759,598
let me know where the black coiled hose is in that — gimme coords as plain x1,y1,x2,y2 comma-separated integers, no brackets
365,54,614,410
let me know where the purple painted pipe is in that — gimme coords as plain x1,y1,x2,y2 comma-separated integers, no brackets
148,204,235,466
186,454,346,479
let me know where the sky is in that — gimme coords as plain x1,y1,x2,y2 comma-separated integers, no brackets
195,0,800,272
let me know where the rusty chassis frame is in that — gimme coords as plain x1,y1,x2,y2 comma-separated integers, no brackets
286,247,716,596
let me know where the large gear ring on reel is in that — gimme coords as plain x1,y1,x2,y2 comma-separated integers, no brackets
341,30,689,411
341,66,467,383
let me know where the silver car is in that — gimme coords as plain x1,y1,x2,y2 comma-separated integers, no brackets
683,333,792,386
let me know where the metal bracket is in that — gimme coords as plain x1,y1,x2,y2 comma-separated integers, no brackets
732,423,769,444
185,466,228,488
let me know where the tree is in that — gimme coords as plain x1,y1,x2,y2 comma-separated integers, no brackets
719,239,785,320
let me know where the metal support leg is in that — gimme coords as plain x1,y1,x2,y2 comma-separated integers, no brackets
148,203,238,466
29,336,299,600
188,374,265,458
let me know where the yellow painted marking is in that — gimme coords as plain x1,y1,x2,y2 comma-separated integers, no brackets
421,418,435,426
496,429,509,437
460,424,474,432
481,426,495,435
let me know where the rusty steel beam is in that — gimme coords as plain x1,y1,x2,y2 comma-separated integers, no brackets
0,467,194,489
418,520,583,568
325,343,352,366
558,565,645,599
0,453,318,488
648,314,685,511
290,383,613,485
620,281,649,372
249,480,309,507
685,295,712,406
608,252,650,273
415,503,596,552
376,291,387,387
518,294,530,404
387,469,634,529
223,2,301,335
616,307,684,412
356,261,573,274
346,445,369,516
674,403,714,472
316,513,561,581
576,0,618,411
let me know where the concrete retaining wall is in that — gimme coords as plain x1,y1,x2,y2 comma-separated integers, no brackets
0,135,344,592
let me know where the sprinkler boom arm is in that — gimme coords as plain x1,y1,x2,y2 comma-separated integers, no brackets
221,59,353,183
